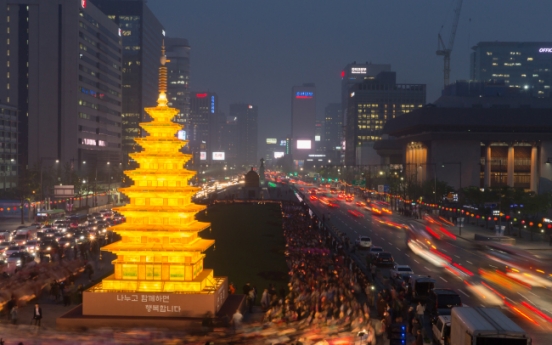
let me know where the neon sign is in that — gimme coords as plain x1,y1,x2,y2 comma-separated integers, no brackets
351,67,366,74
81,0,87,8
211,96,215,113
196,93,207,98
296,91,313,99
539,48,552,53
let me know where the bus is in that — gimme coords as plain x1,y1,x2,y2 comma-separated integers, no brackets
35,209,66,225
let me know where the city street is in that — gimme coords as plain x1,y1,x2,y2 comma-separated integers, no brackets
297,184,552,343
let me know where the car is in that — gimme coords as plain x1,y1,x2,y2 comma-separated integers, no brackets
53,220,69,231
355,236,372,248
348,210,363,218
374,252,395,266
7,251,34,266
5,245,27,257
39,240,59,255
368,246,384,258
0,241,14,256
432,315,452,345
24,240,40,254
427,288,462,322
40,228,58,239
355,201,366,207
390,264,414,279
30,223,42,229
58,237,76,249
15,225,28,230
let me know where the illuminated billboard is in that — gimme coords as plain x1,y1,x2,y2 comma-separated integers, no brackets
196,93,207,98
266,138,277,144
297,140,312,150
200,152,207,160
351,67,367,74
274,152,285,159
295,91,313,99
177,130,186,141
280,140,287,146
212,152,225,161
315,135,321,142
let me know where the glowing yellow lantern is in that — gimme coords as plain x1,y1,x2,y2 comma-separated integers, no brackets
95,45,217,293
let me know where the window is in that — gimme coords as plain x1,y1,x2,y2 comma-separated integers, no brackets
122,264,137,279
527,57,533,61
169,265,184,280
145,265,161,280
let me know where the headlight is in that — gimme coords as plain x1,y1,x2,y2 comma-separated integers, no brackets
46,247,51,250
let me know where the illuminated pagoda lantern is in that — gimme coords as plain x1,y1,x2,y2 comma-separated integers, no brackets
82,44,228,318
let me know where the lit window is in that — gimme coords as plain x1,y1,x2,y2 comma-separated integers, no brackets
527,57,533,61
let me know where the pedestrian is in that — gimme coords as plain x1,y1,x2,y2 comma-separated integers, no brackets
10,305,18,325
228,282,236,294
371,264,377,281
231,309,243,333
6,296,16,322
260,289,270,311
416,301,425,325
32,303,42,327
248,287,256,313
416,329,423,345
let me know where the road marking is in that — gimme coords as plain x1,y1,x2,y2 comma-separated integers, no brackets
481,304,486,308
466,261,473,265
414,259,420,263
424,266,432,271
388,242,393,246
405,254,410,257
489,264,497,268
458,289,470,298
396,247,400,251
454,255,460,259
439,277,448,283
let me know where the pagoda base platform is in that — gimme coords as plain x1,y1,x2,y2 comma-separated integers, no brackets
56,293,245,331
81,276,228,318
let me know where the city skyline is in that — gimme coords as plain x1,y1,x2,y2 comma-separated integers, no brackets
147,0,552,142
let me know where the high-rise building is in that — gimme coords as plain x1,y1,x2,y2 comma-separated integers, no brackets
470,42,552,98
189,92,218,161
165,37,190,125
0,104,18,190
324,103,342,163
222,115,238,165
291,83,316,161
0,0,123,177
229,103,258,167
91,0,165,167
345,71,425,165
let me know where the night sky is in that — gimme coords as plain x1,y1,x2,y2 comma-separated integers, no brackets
147,0,552,144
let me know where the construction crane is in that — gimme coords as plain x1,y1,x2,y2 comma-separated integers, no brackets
436,0,463,88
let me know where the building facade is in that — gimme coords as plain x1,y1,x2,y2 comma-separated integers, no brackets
291,83,316,162
375,107,552,193
0,103,17,190
91,0,164,168
166,37,190,126
324,103,342,163
189,92,218,163
345,71,425,165
229,103,258,167
470,42,552,98
0,0,123,178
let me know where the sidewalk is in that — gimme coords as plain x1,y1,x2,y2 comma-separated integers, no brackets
0,215,32,231
0,251,115,331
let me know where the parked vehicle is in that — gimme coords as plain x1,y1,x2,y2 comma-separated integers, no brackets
407,275,436,301
432,315,451,345
355,236,372,248
390,264,414,279
427,288,462,322
446,307,530,345
368,246,384,258
373,252,394,266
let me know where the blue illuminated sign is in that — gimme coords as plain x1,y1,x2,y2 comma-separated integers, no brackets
295,91,313,99
211,96,215,113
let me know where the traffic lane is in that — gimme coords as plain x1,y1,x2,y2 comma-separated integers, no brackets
306,192,552,333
